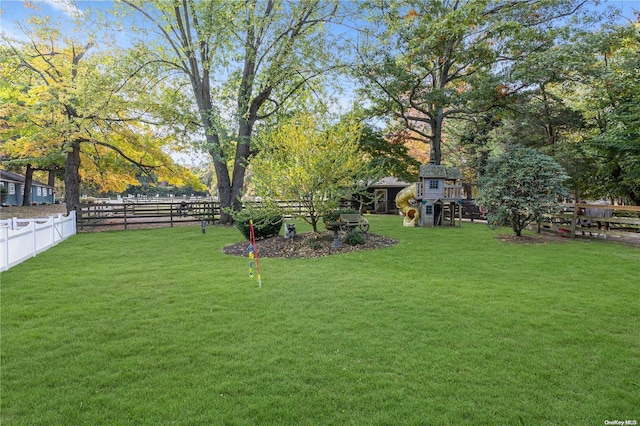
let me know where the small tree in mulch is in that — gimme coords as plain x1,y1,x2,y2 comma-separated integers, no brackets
249,113,372,233
477,146,569,236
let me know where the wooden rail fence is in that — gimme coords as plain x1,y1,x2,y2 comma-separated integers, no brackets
77,202,221,231
75,200,324,232
536,203,640,242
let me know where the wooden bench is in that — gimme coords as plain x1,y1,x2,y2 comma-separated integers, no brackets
338,213,369,233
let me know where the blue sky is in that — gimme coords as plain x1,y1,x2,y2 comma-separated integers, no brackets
1,1,97,40
1,0,87,25
2,0,640,33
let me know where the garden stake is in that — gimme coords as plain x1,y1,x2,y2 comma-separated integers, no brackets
248,220,262,288
246,244,254,278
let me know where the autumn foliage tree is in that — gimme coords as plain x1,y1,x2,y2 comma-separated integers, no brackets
355,0,592,165
0,16,202,212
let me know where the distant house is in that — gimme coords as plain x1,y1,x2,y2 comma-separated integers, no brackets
0,170,55,206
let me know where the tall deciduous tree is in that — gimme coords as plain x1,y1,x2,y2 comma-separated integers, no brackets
0,17,201,212
119,0,341,224
0,45,67,205
355,0,590,165
249,113,369,233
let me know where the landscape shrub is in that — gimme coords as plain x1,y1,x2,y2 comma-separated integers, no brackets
477,146,569,236
232,206,283,240
305,238,324,250
343,229,366,245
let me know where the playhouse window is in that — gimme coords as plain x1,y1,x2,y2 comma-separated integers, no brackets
429,180,439,189
425,205,433,215
8,183,15,195
37,187,42,196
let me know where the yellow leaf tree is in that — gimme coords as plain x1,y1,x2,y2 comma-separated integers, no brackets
250,113,370,233
0,16,203,212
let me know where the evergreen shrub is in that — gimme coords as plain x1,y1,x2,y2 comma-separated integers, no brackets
232,206,283,240
343,229,366,245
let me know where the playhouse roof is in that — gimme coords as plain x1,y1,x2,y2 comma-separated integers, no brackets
419,164,462,180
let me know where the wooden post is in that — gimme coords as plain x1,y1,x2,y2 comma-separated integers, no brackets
124,203,128,230
76,206,82,232
451,203,455,226
571,197,578,239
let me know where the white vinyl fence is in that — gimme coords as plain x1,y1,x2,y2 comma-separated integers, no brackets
0,211,76,272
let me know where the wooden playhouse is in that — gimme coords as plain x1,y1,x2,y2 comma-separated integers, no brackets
395,164,464,227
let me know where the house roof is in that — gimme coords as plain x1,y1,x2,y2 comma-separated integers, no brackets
0,169,52,188
419,164,462,180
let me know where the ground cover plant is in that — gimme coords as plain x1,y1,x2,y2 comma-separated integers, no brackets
1,215,639,425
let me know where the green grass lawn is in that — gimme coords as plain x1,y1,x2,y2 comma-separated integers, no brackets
1,216,639,425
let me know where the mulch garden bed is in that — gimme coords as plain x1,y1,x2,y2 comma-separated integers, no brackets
222,231,398,259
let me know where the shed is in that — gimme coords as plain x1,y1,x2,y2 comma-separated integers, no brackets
363,177,412,214
0,169,55,206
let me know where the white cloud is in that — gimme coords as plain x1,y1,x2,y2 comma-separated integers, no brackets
41,0,84,18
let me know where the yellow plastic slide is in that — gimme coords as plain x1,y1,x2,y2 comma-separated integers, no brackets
395,184,419,227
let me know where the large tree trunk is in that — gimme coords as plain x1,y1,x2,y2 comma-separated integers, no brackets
190,78,234,225
215,121,254,225
47,169,55,187
21,163,33,206
212,147,233,225
64,141,81,215
430,111,444,165
203,122,233,225
221,32,261,223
